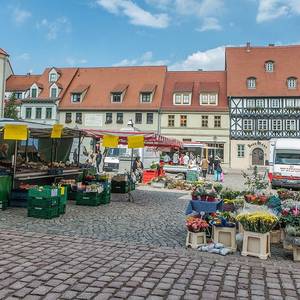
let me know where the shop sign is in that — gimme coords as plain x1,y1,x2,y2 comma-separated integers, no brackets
102,135,119,148
4,124,28,140
247,141,268,149
51,124,63,138
128,136,144,149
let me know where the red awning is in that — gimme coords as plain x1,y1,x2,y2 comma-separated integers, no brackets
82,129,182,149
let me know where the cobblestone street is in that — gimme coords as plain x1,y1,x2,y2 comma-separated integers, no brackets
0,230,299,300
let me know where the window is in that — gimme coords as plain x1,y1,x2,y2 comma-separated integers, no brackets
105,113,112,124
46,108,52,119
168,115,175,127
247,77,256,89
295,99,300,108
287,77,297,89
116,113,123,124
135,113,142,124
286,120,296,131
25,108,32,119
173,93,191,105
50,87,57,98
286,99,294,107
247,99,256,108
112,93,122,103
49,73,57,82
271,99,280,108
140,92,152,103
31,88,37,98
272,119,282,131
71,93,81,103
14,92,22,99
147,113,153,124
243,119,253,131
256,99,264,108
36,108,42,119
202,116,208,127
65,113,72,123
207,143,224,160
214,116,221,128
76,113,82,124
200,93,218,105
180,115,187,127
265,61,274,72
237,144,245,158
258,119,268,131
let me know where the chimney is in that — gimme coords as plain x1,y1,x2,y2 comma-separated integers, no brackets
269,43,275,47
26,72,31,76
246,42,251,52
198,69,203,71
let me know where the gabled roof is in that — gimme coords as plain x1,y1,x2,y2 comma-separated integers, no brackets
226,44,300,96
6,74,41,91
161,71,227,112
59,66,167,110
0,48,9,56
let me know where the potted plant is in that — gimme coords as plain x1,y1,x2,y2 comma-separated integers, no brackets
185,216,209,249
237,211,278,259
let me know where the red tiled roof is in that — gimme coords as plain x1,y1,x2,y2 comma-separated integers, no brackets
6,75,41,91
226,44,300,96
59,66,167,110
140,84,157,93
174,82,194,92
0,48,9,56
71,84,90,93
161,71,228,112
111,84,128,93
199,82,220,92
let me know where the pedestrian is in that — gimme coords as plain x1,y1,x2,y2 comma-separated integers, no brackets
172,151,179,165
163,153,171,164
132,156,144,183
179,153,184,165
183,152,190,166
96,150,102,173
196,154,201,165
214,156,222,182
208,155,214,174
200,157,209,178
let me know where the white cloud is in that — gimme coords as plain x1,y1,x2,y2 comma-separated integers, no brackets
170,46,226,71
12,7,31,24
257,0,300,23
96,0,169,28
197,17,222,32
16,53,30,61
37,17,71,40
113,51,169,66
66,57,88,66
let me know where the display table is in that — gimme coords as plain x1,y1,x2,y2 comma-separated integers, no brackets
185,199,223,215
0,175,12,210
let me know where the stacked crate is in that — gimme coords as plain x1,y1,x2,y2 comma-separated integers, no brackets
76,191,101,206
59,186,68,214
100,182,111,204
28,186,60,219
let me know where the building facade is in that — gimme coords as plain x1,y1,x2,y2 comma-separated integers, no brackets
0,48,13,117
227,44,300,169
160,71,230,166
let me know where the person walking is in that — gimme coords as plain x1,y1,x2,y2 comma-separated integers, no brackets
208,155,214,174
200,157,209,178
132,156,144,183
96,150,102,173
214,156,222,182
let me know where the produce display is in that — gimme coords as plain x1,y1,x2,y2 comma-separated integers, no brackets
186,216,209,233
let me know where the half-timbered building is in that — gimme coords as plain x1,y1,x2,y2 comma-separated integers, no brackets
226,44,300,169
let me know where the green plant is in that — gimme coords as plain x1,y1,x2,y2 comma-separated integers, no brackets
242,166,269,194
286,225,300,237
213,183,223,194
4,93,19,119
220,188,240,200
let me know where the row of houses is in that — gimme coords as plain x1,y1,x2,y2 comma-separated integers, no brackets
1,43,300,170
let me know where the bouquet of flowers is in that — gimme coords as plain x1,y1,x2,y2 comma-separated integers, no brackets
244,194,269,205
186,217,209,233
280,200,300,228
237,211,278,234
210,212,236,227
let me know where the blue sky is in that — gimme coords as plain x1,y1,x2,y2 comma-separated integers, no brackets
1,0,300,74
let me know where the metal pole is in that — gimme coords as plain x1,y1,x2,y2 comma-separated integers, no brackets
13,140,17,189
77,131,82,167
130,148,134,173
50,139,54,167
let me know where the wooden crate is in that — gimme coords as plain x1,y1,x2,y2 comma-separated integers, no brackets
186,231,206,249
241,231,271,260
212,226,237,251
270,230,281,244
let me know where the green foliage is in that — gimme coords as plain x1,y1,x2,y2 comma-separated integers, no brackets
4,93,18,119
242,166,269,194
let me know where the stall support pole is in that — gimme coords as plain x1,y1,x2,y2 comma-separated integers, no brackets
50,139,54,168
25,138,28,162
12,140,17,189
77,132,82,167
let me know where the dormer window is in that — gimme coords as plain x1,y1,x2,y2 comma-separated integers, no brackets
140,92,152,103
200,93,218,105
49,73,57,82
140,84,156,103
173,93,192,105
111,92,122,103
247,77,256,89
50,87,57,98
71,93,81,103
31,87,37,98
265,61,274,72
287,77,297,89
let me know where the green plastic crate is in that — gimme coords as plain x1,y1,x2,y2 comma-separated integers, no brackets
59,186,68,205
28,206,59,219
28,196,60,208
76,192,101,206
99,193,111,204
59,203,66,215
186,170,199,182
28,186,59,198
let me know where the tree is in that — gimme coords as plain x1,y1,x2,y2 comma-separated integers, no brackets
4,93,19,119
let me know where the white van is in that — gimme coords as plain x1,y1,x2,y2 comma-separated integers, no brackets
103,146,160,172
269,138,300,188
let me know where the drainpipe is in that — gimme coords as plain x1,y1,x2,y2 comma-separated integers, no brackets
157,109,161,134
1,56,7,118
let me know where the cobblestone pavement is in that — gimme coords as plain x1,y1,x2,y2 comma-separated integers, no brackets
0,230,299,300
